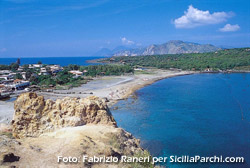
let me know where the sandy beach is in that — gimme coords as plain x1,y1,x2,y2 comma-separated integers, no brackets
0,101,14,124
37,69,195,104
0,69,196,124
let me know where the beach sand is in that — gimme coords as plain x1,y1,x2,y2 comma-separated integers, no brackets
0,101,14,124
37,69,195,105
0,69,196,124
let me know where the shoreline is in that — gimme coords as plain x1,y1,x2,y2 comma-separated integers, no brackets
112,71,197,105
0,69,196,124
114,70,250,103
36,69,197,106
1,70,249,124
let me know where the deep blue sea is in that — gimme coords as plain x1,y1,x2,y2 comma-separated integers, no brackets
112,73,250,168
0,57,103,66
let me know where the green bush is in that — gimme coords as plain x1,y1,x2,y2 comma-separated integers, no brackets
104,48,250,71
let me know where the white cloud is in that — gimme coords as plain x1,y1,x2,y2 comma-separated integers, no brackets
121,37,135,45
219,24,240,32
174,5,233,28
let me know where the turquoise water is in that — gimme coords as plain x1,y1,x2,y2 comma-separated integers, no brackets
112,73,250,168
0,57,103,66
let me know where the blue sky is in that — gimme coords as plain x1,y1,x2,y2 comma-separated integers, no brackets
0,0,249,57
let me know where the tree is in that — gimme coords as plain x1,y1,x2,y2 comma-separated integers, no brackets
23,64,29,70
16,58,21,65
37,61,42,64
10,63,19,71
25,70,33,79
56,70,73,85
102,48,250,71
15,73,23,80
30,75,38,85
68,64,79,70
0,65,10,70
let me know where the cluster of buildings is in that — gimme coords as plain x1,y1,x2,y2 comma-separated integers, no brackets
0,63,89,99
0,69,30,98
0,64,64,98
27,64,63,76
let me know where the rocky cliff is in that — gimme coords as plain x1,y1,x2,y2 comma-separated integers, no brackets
0,93,150,168
12,93,117,138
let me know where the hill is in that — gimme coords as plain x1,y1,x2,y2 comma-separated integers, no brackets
113,40,220,56
94,40,221,57
103,48,250,71
93,46,132,57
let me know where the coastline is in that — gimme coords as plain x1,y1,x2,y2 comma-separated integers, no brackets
1,69,249,124
0,70,249,167
0,69,196,124
35,69,250,107
36,69,197,106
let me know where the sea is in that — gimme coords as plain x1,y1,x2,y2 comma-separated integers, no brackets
0,57,103,66
1,57,249,167
111,73,250,168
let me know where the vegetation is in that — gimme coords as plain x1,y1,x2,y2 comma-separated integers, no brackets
0,60,133,89
14,73,23,80
65,64,134,76
1,48,249,90
16,58,21,65
79,65,133,76
0,64,10,70
29,70,86,87
129,150,154,168
0,63,19,71
104,48,250,71
27,64,133,87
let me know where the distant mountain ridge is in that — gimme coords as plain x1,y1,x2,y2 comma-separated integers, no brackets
95,40,221,56
93,46,132,57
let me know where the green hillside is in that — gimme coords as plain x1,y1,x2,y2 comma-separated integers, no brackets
104,48,250,71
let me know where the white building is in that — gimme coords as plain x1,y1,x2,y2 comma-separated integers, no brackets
69,70,83,77
29,64,42,68
17,66,24,71
21,72,26,80
0,74,14,80
49,65,61,70
0,70,11,75
5,79,30,91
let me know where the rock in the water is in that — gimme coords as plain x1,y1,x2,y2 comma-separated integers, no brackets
12,93,117,138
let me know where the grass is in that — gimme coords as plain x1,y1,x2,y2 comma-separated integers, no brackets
55,79,88,90
0,131,13,139
106,133,121,150
128,150,154,168
134,70,155,75
234,65,250,71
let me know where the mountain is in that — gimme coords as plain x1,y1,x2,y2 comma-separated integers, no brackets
93,46,132,56
113,40,221,56
112,46,132,53
93,48,113,57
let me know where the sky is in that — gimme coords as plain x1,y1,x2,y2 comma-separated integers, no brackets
0,0,249,58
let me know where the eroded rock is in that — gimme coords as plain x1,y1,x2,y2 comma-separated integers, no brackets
12,93,117,138
0,93,152,167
